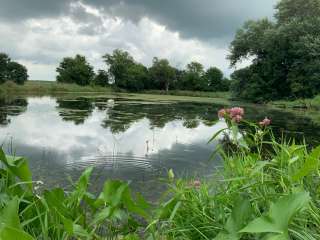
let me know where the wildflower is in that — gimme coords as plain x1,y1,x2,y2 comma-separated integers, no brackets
259,117,271,127
217,107,244,123
229,107,244,118
218,109,227,118
233,114,242,123
193,180,201,189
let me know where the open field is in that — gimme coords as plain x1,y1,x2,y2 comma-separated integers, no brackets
143,89,230,99
4,80,320,110
0,80,114,95
0,80,231,104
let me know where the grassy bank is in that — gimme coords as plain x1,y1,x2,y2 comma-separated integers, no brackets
143,89,230,99
0,80,230,100
0,80,114,95
1,107,320,239
269,95,320,110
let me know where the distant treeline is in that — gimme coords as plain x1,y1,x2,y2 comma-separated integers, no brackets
0,53,28,85
1,0,319,102
56,51,230,92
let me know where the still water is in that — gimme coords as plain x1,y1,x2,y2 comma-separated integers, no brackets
1,95,320,199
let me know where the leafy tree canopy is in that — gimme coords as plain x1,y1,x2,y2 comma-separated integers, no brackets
7,62,28,85
59,49,227,93
229,0,320,102
149,57,176,92
103,49,136,89
93,70,109,87
181,62,206,91
0,53,28,85
205,67,229,92
56,55,95,86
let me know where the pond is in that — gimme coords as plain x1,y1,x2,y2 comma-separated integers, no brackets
1,95,320,200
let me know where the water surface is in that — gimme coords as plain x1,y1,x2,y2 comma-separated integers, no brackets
1,95,319,199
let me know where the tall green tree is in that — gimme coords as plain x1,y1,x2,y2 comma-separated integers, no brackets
0,53,10,84
93,70,109,87
229,0,320,101
181,62,206,91
126,63,148,91
56,55,95,86
6,61,28,85
204,67,229,91
0,53,28,85
149,57,176,92
103,49,136,89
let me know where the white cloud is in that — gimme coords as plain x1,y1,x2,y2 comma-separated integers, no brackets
0,1,238,80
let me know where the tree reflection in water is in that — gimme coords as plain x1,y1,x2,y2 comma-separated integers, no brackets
0,97,28,126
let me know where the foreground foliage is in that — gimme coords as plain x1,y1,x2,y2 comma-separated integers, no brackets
1,107,320,239
153,108,320,239
0,149,149,239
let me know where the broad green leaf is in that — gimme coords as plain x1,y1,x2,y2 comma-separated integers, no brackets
43,188,70,218
0,197,20,228
123,233,140,240
0,198,34,240
293,146,320,181
215,197,252,240
122,188,148,218
69,167,93,206
0,226,34,240
60,214,89,238
240,192,310,239
264,233,289,240
95,180,127,207
92,206,112,225
83,192,97,209
0,149,32,190
135,192,150,210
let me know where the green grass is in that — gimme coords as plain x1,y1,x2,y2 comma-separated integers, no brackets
113,92,231,104
0,80,113,95
0,81,231,104
269,95,320,110
143,89,230,99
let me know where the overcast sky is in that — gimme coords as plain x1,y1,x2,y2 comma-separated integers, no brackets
0,0,278,80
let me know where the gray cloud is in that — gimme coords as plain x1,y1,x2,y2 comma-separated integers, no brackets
95,0,278,41
0,0,71,21
0,0,279,80
0,0,278,41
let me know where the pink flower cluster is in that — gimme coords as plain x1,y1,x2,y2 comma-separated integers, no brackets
192,180,201,189
218,107,271,126
259,117,271,127
188,180,201,189
218,107,244,123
